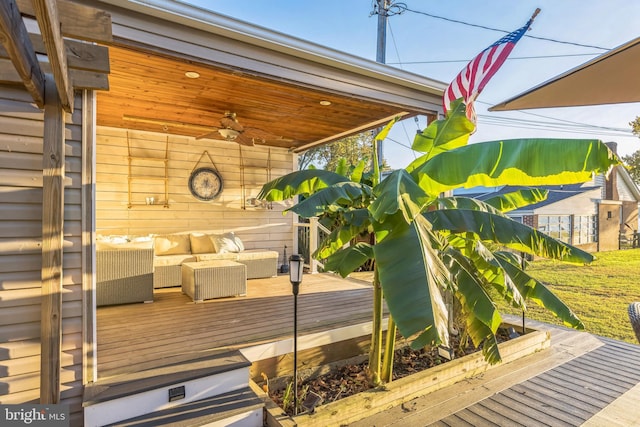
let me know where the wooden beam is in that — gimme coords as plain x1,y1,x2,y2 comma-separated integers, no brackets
40,75,65,404
1,36,107,72
0,58,109,90
16,0,112,44
70,69,109,90
0,0,45,107
0,34,111,73
33,0,73,112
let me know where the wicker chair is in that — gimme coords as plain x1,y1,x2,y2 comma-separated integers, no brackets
628,302,640,343
96,248,154,306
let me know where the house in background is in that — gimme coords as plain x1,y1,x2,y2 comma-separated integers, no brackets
458,142,640,252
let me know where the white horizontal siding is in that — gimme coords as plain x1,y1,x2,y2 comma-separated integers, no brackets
535,188,601,216
0,85,84,413
96,127,295,263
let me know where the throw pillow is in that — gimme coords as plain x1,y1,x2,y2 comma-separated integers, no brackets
154,234,191,256
190,232,216,254
234,233,245,252
212,232,242,253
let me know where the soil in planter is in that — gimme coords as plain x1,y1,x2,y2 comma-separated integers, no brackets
269,328,513,416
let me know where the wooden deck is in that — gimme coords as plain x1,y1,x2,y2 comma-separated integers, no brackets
98,274,640,426
351,317,640,427
96,273,376,379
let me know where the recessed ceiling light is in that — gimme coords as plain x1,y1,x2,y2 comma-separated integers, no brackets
319,100,331,106
185,71,200,79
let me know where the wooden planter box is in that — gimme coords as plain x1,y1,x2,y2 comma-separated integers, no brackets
252,324,550,427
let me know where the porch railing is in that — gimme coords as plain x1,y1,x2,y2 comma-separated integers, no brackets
293,217,331,273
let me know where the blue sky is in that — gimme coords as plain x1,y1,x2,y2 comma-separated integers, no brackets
183,0,640,169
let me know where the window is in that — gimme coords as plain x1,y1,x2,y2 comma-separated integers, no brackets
537,215,571,243
538,214,597,244
573,215,597,244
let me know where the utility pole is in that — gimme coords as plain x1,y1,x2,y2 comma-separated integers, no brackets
374,0,389,172
376,0,388,64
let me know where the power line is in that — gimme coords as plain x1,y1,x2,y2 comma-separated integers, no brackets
397,5,611,51
476,113,631,133
387,17,404,69
387,52,601,65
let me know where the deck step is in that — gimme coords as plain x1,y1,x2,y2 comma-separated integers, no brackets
106,387,264,426
84,350,256,426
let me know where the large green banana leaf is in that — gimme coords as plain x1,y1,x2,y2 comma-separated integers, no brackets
258,169,350,200
323,242,374,277
409,98,474,163
287,181,372,217
495,252,584,329
438,196,508,217
444,249,503,363
373,214,450,349
316,219,371,259
370,170,433,223
425,208,593,263
483,189,549,212
464,239,526,310
410,138,618,197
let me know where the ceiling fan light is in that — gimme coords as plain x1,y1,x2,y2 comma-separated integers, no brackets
218,128,240,140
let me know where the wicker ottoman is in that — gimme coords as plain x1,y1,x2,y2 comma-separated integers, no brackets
181,260,247,302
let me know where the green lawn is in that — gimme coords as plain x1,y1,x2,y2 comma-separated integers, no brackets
500,248,640,344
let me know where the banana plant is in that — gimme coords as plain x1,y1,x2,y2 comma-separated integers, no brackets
258,99,619,381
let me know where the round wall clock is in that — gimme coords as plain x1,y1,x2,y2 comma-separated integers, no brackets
188,167,223,201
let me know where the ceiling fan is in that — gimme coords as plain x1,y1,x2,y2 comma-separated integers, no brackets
122,111,294,146
195,111,263,145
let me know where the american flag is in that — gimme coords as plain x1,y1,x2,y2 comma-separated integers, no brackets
443,16,535,124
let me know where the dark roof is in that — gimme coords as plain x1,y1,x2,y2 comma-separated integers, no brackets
462,184,601,211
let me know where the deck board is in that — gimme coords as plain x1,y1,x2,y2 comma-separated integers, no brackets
96,273,376,378
430,339,640,427
490,389,581,426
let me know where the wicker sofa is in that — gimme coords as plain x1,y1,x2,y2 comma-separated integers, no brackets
96,240,154,306
153,232,279,288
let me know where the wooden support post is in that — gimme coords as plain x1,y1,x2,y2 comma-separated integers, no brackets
81,90,96,384
33,0,73,112
40,75,65,404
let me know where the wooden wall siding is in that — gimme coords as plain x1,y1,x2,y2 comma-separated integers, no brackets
95,128,295,259
536,188,601,216
617,175,638,202
0,85,84,417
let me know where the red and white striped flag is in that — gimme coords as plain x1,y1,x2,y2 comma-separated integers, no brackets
443,12,537,124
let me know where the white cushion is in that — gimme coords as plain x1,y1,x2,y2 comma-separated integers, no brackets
96,235,153,250
195,253,238,262
154,254,197,266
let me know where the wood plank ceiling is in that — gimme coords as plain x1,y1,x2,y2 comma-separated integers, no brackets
97,45,422,151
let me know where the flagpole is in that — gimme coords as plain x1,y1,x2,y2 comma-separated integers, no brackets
529,8,541,25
